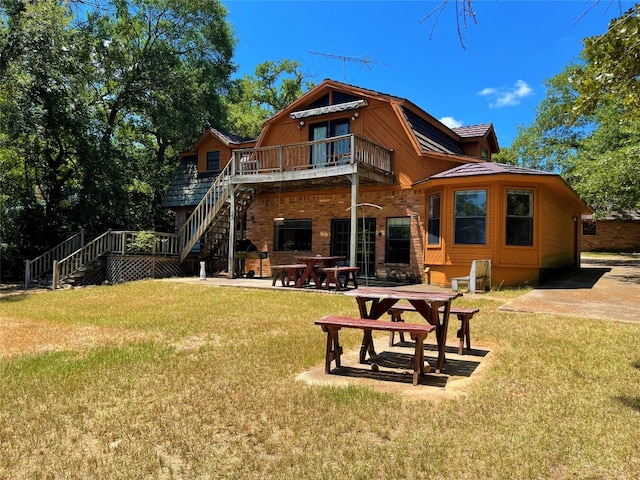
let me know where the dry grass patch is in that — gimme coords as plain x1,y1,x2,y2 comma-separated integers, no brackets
1,281,639,479
0,316,151,359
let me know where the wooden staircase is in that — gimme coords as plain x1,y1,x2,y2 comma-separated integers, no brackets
27,162,258,288
177,162,258,261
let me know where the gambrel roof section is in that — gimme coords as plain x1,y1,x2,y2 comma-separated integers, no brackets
400,106,465,155
262,79,497,161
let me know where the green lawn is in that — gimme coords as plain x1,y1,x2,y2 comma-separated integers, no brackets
1,281,639,479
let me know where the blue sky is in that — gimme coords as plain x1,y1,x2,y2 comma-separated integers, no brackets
223,0,635,149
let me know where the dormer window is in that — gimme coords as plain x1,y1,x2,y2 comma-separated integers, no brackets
481,147,488,160
206,151,220,172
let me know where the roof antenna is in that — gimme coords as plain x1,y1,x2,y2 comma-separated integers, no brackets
309,52,389,82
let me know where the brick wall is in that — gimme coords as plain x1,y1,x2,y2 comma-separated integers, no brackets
241,188,427,281
582,220,640,252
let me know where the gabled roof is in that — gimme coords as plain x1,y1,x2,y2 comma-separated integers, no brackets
452,124,494,138
184,127,255,155
452,123,500,153
161,156,213,208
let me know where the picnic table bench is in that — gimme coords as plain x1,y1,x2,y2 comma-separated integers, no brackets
317,266,359,290
270,264,307,286
315,315,436,385
387,303,479,355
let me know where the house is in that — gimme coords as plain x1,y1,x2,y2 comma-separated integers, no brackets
581,211,640,253
162,79,592,287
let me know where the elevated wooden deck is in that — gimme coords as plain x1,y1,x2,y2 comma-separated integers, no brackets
229,134,394,192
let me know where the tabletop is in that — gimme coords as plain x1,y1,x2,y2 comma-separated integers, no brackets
297,255,345,264
344,287,461,302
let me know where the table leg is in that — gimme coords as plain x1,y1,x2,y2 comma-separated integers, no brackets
355,297,399,363
322,326,343,373
435,301,451,373
411,332,428,385
295,263,321,288
408,299,450,373
295,263,313,287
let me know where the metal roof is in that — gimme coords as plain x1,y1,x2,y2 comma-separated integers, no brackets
289,99,368,119
428,162,556,180
452,124,494,138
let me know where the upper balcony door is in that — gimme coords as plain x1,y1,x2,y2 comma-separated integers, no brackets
310,119,350,166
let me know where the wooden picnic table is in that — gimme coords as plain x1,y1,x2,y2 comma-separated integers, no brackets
344,287,462,373
295,255,345,288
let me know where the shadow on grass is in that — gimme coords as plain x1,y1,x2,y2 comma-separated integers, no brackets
615,395,640,413
329,346,486,387
0,293,32,303
393,340,490,358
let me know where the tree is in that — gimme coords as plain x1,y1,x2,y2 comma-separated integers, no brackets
496,73,640,215
76,0,235,232
226,60,313,138
0,0,237,281
571,4,640,120
567,107,640,214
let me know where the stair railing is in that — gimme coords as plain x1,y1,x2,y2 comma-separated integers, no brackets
51,230,180,289
52,230,115,289
178,161,233,261
24,229,85,288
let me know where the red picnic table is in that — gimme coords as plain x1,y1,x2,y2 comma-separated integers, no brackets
295,255,345,288
344,287,462,373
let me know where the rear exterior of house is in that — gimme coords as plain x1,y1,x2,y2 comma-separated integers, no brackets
163,79,591,287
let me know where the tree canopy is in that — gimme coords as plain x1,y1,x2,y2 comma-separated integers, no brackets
495,4,640,217
0,0,237,279
225,59,313,138
0,0,313,281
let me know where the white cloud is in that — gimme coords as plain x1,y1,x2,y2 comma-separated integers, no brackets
440,116,463,128
479,80,533,108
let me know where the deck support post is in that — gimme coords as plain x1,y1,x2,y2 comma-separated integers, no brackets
349,171,359,268
227,187,236,279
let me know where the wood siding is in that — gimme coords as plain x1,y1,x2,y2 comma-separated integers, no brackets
422,175,586,287
196,136,233,172
539,184,577,268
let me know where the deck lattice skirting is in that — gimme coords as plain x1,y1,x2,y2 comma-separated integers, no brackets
106,255,188,284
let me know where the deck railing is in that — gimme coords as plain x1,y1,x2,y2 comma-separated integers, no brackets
230,135,392,175
177,161,233,261
24,229,85,288
52,230,179,289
